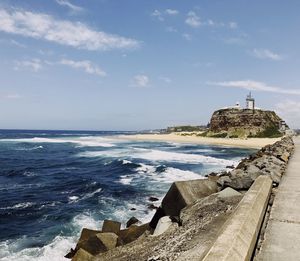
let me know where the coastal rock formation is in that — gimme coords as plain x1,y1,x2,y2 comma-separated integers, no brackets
208,108,284,138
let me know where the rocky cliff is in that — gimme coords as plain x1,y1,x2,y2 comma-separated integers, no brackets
208,108,284,138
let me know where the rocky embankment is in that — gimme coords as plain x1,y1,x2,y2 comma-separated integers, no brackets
66,136,294,261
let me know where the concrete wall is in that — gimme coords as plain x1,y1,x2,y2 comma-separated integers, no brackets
203,176,272,261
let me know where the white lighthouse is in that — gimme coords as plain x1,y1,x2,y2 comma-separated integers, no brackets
246,92,255,110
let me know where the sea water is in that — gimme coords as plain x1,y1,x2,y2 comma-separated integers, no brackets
0,130,256,260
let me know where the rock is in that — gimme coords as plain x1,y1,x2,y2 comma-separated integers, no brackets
148,203,158,210
217,187,241,198
126,217,140,228
96,232,119,250
72,248,93,261
149,196,159,202
130,208,136,211
226,165,235,169
279,151,290,163
150,179,218,228
152,216,173,236
209,108,284,138
102,220,121,235
119,223,150,244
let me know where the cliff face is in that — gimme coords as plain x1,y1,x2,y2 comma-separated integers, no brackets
209,108,284,138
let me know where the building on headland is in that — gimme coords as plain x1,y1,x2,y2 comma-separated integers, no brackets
246,92,255,110
208,92,290,138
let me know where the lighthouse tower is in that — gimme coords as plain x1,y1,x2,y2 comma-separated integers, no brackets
246,92,255,110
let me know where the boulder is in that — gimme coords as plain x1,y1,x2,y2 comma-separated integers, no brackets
218,169,256,190
279,151,290,163
152,216,173,236
119,223,149,244
149,196,159,202
102,220,121,235
72,248,93,261
217,187,241,199
126,217,140,228
150,179,217,228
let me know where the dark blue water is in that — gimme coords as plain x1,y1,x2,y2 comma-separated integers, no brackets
0,130,255,260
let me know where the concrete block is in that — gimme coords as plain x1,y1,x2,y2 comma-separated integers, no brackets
118,223,149,244
72,248,93,261
217,187,241,199
152,216,172,236
203,176,272,261
96,232,118,250
102,220,121,235
162,179,218,217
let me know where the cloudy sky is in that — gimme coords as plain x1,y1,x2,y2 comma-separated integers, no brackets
0,0,300,130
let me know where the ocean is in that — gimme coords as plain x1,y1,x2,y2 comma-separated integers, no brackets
0,130,255,261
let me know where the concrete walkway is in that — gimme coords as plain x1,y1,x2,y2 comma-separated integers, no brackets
255,137,300,260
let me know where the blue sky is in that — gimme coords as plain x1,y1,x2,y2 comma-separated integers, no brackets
0,0,300,130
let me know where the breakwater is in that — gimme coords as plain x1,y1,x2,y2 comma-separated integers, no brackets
67,136,294,261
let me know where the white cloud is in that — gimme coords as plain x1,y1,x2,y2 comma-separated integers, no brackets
10,39,26,48
60,59,106,76
275,100,300,128
14,59,43,72
209,80,300,95
0,8,139,51
151,10,164,21
3,93,21,99
182,33,192,41
165,9,179,15
229,22,238,29
252,49,283,61
160,76,172,84
55,0,84,13
185,11,201,28
185,11,237,29
166,26,177,33
132,74,149,87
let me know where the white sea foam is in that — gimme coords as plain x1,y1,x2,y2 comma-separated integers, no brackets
0,136,115,148
119,175,133,185
0,213,97,261
0,202,34,210
155,167,203,183
81,188,102,200
133,149,236,165
78,148,237,166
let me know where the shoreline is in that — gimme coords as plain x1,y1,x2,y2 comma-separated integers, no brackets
116,133,281,149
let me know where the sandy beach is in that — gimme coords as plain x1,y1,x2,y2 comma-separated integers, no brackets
117,133,281,149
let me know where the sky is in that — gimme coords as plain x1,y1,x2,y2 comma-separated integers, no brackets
0,0,300,130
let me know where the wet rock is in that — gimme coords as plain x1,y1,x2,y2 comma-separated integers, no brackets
102,220,121,235
148,203,159,210
126,217,140,228
149,196,159,202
